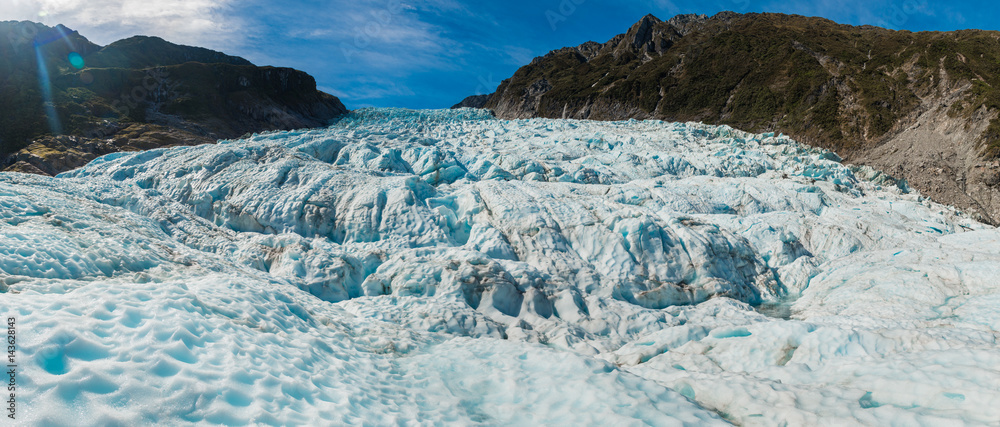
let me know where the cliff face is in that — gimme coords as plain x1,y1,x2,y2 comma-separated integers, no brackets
482,12,1000,223
0,21,347,175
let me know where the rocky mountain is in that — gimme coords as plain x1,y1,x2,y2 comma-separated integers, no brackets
0,21,347,175
477,12,1000,224
450,94,493,109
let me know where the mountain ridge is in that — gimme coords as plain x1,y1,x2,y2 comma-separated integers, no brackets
0,21,347,175
472,11,1000,224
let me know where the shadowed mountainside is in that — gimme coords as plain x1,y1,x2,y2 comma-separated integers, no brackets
0,21,347,175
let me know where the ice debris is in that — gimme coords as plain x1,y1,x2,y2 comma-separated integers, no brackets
0,108,996,425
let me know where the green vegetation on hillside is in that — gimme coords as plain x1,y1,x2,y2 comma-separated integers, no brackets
486,13,1000,157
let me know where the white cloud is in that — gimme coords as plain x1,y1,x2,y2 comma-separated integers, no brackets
325,77,417,101
0,0,244,50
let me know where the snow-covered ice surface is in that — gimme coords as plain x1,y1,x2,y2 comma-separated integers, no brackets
2,108,999,425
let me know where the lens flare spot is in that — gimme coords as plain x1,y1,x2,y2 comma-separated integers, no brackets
80,71,95,85
68,52,85,69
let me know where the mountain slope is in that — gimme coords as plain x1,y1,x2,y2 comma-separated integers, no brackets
481,12,1000,224
0,21,347,175
84,35,255,69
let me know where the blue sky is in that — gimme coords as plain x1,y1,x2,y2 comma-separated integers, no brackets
3,0,996,109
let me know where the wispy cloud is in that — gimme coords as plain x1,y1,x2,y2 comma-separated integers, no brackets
323,77,418,103
274,0,465,71
1,0,245,49
752,0,936,29
1,0,989,109
227,0,520,107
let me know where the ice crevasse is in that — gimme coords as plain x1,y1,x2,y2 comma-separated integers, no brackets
0,107,997,425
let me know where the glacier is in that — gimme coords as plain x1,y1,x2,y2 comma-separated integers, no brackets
1,107,999,425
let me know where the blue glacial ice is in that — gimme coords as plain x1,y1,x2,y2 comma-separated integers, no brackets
1,107,998,425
